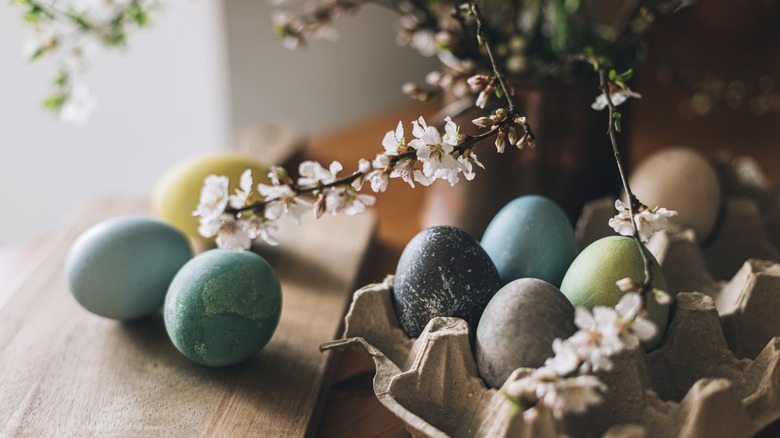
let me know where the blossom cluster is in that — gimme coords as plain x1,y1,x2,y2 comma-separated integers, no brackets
193,116,498,249
271,0,364,50
609,199,678,242
15,0,159,123
503,292,657,420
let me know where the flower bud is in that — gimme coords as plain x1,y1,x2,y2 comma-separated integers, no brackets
472,116,494,128
467,74,490,91
495,129,506,153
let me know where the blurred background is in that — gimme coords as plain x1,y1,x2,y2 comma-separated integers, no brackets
0,0,778,245
0,1,438,245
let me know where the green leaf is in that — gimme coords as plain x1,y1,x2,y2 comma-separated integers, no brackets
609,69,617,81
133,10,149,26
495,87,503,99
23,10,41,23
54,71,70,87
71,14,91,30
44,94,67,111
583,46,595,59
29,47,45,62
613,112,622,133
104,31,127,46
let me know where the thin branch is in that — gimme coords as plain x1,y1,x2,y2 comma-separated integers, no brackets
469,4,515,113
598,69,654,299
228,116,514,216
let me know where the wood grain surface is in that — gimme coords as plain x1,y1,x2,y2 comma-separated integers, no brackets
0,196,376,437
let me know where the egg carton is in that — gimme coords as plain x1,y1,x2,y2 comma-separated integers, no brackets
321,155,780,437
322,262,780,437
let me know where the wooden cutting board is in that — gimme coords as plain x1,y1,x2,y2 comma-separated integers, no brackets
0,195,376,437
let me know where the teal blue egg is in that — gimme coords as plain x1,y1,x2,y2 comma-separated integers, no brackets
65,216,193,320
480,195,578,287
164,250,282,367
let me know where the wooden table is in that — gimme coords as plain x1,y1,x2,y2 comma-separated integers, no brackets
2,81,778,437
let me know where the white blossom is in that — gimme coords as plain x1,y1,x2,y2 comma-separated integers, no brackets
229,169,253,209
297,160,342,187
366,171,390,193
257,182,311,224
442,116,464,145
410,30,437,57
458,151,484,181
358,158,372,174
609,199,678,242
272,11,303,50
22,24,60,60
242,215,280,246
409,117,463,186
198,214,253,251
591,89,642,110
545,339,580,375
505,368,605,420
382,121,405,155
537,375,606,419
615,292,658,342
476,89,490,108
71,0,133,24
389,160,432,188
310,23,340,42
60,83,97,125
193,175,230,223
324,187,376,216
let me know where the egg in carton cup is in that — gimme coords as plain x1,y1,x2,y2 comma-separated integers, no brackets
321,150,780,437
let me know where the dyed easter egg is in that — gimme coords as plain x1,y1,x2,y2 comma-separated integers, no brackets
475,278,576,388
560,236,669,349
151,154,269,240
65,217,193,320
392,226,501,338
629,147,721,240
164,249,282,366
481,195,578,287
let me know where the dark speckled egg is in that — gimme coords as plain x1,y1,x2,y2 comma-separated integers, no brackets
476,278,576,388
392,226,502,338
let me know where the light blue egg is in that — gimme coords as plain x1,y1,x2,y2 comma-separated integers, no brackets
65,216,193,320
481,195,578,287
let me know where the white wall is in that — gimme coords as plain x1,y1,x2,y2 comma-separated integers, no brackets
0,1,231,245
0,1,438,245
223,1,440,137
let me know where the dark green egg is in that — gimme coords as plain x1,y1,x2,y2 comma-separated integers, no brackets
164,249,282,366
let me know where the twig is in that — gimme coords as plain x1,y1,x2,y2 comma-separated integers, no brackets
469,4,515,113
598,69,654,300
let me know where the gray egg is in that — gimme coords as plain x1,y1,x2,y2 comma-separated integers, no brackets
392,226,501,338
475,278,577,388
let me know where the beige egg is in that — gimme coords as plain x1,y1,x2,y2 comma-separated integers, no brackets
629,147,721,240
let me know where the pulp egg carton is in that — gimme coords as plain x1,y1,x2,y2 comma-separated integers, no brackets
321,156,780,438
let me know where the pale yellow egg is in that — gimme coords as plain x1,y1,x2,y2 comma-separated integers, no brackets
629,147,722,241
151,154,269,240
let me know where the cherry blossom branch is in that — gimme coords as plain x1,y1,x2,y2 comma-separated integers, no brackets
195,3,534,250
228,123,510,217
468,4,514,113
598,69,653,296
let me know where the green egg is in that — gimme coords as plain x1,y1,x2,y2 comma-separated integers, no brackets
559,236,669,350
164,249,282,366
